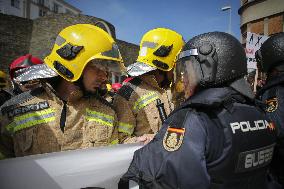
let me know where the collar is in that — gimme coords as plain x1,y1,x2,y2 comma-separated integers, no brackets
185,87,238,107
42,82,84,103
257,73,284,96
139,74,165,92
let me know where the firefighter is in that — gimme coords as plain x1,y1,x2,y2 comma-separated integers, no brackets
0,24,124,158
119,32,277,189
256,32,284,187
9,54,44,95
113,28,184,144
0,71,12,107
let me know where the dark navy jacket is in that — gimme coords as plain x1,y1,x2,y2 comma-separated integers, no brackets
120,87,277,189
257,74,284,186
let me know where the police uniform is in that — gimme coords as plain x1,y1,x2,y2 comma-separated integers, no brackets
113,74,173,143
0,84,118,158
255,32,284,187
257,74,284,186
119,32,278,189
120,87,277,189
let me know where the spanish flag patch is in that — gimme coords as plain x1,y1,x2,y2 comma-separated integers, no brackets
163,127,185,152
265,98,278,113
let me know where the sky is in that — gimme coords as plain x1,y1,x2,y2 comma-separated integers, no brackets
65,0,241,45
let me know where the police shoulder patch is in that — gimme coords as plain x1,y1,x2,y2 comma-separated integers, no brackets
163,126,185,152
265,97,278,112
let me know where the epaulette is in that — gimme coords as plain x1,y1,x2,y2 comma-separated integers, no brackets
117,77,142,101
1,87,44,115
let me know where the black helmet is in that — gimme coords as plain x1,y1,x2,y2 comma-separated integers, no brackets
255,32,284,72
177,32,247,87
177,32,254,98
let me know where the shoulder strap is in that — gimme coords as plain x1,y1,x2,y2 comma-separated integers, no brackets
117,77,142,101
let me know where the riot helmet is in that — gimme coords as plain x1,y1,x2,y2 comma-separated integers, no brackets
177,32,253,98
255,32,284,72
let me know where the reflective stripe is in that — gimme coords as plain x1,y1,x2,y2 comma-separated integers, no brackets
133,92,159,111
110,139,119,145
118,122,134,135
101,44,120,59
142,41,158,49
177,49,198,60
86,109,114,127
6,108,56,133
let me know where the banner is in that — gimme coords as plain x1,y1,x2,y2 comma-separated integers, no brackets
246,32,269,69
0,144,142,189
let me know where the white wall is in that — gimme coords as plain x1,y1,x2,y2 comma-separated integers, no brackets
0,0,80,19
0,0,24,17
30,3,39,19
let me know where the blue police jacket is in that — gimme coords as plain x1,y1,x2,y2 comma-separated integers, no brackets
120,87,277,189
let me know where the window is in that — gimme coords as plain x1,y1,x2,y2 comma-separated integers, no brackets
11,0,20,9
39,9,47,16
65,9,73,14
38,0,44,6
53,3,59,13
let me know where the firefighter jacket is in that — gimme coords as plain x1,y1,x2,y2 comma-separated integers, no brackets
0,84,118,158
113,75,173,143
119,87,277,189
257,73,284,187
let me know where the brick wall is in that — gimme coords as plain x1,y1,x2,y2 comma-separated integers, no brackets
268,14,283,35
0,13,138,76
116,39,139,67
29,13,116,60
0,13,33,73
250,19,264,34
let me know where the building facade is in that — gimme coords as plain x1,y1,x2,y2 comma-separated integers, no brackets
239,0,284,45
0,0,81,19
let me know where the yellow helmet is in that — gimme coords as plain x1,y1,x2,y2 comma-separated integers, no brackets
44,24,124,82
127,28,184,76
0,70,8,89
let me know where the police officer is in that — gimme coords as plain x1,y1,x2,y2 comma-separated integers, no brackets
256,32,284,187
119,32,277,189
0,24,124,158
113,28,184,144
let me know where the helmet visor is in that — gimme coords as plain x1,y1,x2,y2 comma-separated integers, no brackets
127,61,156,76
176,49,198,62
14,64,58,82
88,59,125,74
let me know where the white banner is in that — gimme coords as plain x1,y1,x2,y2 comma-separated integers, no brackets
246,32,269,69
0,144,142,189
